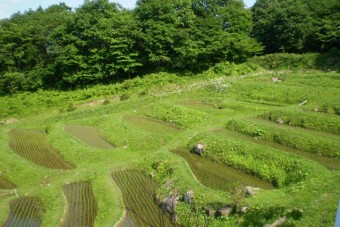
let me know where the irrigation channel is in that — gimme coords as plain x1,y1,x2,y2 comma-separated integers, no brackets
171,148,274,191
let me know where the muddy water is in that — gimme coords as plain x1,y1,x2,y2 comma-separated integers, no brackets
171,148,274,191
61,181,97,227
112,170,175,227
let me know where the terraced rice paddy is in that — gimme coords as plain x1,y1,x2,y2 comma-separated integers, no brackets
180,101,216,109
0,177,15,189
112,170,175,227
65,125,115,149
170,148,274,191
3,197,45,227
214,129,340,171
8,129,75,170
124,116,182,134
61,181,97,227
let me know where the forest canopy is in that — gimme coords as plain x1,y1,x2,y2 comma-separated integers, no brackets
0,0,339,94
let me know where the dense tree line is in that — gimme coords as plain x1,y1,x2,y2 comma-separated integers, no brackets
0,0,338,94
252,0,340,53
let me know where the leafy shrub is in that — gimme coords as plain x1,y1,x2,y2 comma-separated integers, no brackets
259,109,340,135
187,133,320,187
120,93,130,101
226,119,340,158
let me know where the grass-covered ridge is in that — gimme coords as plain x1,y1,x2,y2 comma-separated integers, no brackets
0,56,339,226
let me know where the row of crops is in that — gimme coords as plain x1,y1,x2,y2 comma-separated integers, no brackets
8,129,75,170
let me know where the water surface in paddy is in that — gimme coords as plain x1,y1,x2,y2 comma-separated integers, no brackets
171,148,274,191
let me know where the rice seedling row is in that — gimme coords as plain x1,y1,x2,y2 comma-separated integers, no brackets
112,169,175,227
3,197,45,227
65,125,115,149
0,177,15,189
8,129,75,170
171,148,274,191
61,181,97,227
124,115,182,134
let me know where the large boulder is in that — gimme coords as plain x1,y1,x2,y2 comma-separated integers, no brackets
161,192,180,214
194,144,204,155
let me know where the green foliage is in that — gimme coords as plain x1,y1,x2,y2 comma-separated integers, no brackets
147,104,206,129
252,0,340,53
120,93,130,101
242,205,303,226
226,119,340,158
248,53,317,70
187,132,321,187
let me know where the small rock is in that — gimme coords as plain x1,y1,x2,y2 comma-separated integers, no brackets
240,206,249,214
171,214,178,224
217,205,233,217
264,217,287,227
205,206,216,217
272,77,281,83
276,118,284,124
5,118,18,125
245,186,256,197
194,144,204,155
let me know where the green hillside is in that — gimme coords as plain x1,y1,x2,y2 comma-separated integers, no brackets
0,63,339,226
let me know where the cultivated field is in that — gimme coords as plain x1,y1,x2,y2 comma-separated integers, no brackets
3,197,45,227
61,181,97,227
0,69,339,226
65,125,115,149
112,169,174,227
8,129,75,170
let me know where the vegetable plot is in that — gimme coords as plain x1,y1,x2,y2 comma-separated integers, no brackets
65,125,115,149
8,129,75,170
112,170,174,227
61,181,97,227
3,197,45,227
